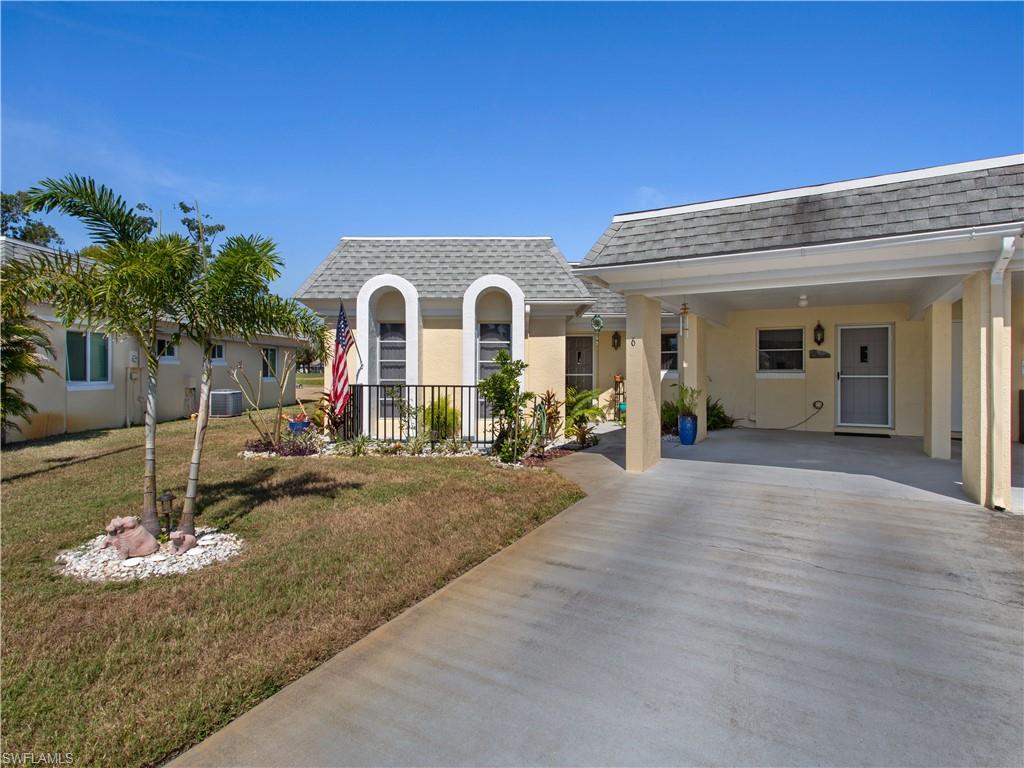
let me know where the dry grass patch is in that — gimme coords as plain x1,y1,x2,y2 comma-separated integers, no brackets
1,416,582,767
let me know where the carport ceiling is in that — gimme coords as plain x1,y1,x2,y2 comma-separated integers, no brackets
676,276,942,313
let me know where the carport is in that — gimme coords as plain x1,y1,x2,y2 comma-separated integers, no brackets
576,156,1023,510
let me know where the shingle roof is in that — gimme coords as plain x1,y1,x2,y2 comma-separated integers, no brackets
583,158,1024,267
578,279,625,315
295,237,592,302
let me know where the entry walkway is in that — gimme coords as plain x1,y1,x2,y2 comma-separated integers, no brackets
173,428,1023,767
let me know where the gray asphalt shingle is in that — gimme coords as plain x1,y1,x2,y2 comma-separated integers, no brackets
583,162,1024,267
295,237,592,302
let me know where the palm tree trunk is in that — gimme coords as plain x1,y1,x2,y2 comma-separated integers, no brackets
179,355,212,535
140,354,160,537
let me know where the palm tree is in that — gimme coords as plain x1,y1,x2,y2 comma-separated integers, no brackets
0,259,55,437
176,233,326,535
27,176,201,536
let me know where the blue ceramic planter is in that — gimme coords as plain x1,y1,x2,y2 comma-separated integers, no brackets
678,414,698,445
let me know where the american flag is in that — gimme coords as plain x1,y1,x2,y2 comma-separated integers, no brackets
330,301,355,414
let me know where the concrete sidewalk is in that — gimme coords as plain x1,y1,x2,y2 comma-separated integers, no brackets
173,429,1023,767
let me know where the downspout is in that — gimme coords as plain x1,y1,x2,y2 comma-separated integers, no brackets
988,235,1017,509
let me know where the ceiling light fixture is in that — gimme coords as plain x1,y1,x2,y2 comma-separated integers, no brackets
798,293,809,308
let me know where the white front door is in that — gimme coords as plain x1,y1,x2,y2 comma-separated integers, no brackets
837,325,893,427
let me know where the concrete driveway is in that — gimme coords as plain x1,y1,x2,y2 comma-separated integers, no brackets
174,429,1023,767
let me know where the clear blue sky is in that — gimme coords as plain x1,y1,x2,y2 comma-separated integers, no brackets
3,2,1022,295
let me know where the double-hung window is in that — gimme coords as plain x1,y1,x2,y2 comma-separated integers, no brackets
209,343,225,364
478,323,511,417
378,323,406,417
757,328,804,372
660,333,678,372
156,338,178,363
478,323,511,381
261,347,278,379
67,331,110,387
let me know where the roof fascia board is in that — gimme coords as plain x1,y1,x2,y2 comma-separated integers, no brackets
612,155,1024,223
614,252,1000,297
574,222,1024,276
339,236,552,241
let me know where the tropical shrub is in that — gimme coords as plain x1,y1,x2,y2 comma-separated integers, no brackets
673,384,703,417
536,389,564,447
707,397,735,430
0,260,54,436
405,433,430,456
419,395,461,440
661,399,679,434
565,386,602,446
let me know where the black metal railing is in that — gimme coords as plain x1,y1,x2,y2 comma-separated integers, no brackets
337,384,500,448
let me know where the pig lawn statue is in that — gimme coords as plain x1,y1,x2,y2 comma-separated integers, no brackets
169,530,197,555
102,516,159,560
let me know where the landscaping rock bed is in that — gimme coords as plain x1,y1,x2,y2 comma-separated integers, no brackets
55,527,243,582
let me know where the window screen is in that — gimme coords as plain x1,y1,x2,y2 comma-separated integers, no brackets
758,328,804,371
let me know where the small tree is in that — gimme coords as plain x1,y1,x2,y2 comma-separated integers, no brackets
177,229,310,535
477,350,536,463
0,259,55,438
1,191,64,247
229,298,326,451
27,175,200,536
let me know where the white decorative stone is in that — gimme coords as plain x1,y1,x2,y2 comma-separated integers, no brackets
55,527,243,582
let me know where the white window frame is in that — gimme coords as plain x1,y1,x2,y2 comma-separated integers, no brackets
210,343,226,365
756,327,805,377
261,347,278,381
66,330,113,390
660,333,679,374
156,337,179,364
477,322,512,383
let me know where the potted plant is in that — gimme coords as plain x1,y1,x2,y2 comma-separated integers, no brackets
284,403,312,435
673,384,703,445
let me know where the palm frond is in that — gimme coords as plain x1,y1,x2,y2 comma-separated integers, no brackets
25,175,152,244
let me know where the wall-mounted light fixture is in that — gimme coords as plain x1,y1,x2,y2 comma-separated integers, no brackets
611,331,621,350
814,322,825,346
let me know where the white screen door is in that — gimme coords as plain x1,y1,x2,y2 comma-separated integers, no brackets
837,325,892,427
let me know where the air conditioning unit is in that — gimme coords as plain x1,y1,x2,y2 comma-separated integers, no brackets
210,389,243,418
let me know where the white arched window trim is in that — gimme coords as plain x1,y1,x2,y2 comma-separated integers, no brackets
355,274,420,386
461,275,526,387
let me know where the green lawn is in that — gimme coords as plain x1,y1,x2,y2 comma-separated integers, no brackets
1,417,583,767
295,372,322,389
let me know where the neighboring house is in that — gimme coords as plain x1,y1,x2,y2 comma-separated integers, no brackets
1,237,302,442
577,155,1023,510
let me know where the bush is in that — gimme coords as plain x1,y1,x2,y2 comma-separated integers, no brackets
661,400,679,434
405,433,430,456
419,395,461,440
245,430,319,456
707,397,735,430
565,386,602,447
478,350,535,463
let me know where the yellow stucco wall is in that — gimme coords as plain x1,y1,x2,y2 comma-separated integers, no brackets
705,303,925,436
421,318,462,386
526,317,567,403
